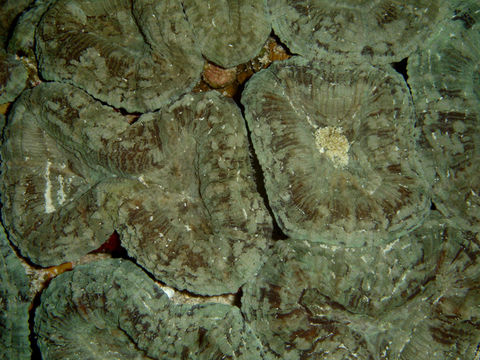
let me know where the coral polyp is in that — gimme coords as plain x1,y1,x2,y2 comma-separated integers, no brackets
35,259,264,359
0,0,478,358
268,0,450,64
107,91,272,294
0,83,271,295
242,217,480,359
408,0,480,232
182,0,271,68
36,0,204,112
1,83,124,266
242,57,430,245
0,224,30,360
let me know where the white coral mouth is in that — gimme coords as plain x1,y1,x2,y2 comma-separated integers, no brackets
314,126,350,168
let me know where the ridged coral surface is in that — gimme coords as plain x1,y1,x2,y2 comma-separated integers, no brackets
35,259,264,359
408,1,480,233
1,83,271,294
269,0,450,64
242,57,430,246
0,224,30,360
0,0,478,358
242,216,480,359
36,0,204,112
183,0,271,68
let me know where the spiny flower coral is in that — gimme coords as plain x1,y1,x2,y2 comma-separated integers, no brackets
0,0,478,358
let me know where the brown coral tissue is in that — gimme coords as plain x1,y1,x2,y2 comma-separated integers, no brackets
242,57,430,246
0,0,479,359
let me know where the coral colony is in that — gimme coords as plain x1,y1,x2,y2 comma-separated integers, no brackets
1,0,479,359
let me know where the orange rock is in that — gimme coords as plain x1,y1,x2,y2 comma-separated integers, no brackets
44,262,73,278
0,102,10,115
202,62,237,89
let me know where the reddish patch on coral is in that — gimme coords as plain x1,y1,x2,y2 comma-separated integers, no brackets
93,231,122,254
202,62,237,89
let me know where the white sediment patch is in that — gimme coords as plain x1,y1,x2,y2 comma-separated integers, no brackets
44,160,55,213
57,174,66,205
314,126,350,168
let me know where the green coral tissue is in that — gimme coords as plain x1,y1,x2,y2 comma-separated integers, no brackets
0,0,479,359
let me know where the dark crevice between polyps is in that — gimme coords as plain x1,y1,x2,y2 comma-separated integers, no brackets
391,57,412,95
29,291,42,360
247,129,288,241
33,77,142,124
271,31,296,57
4,4,31,50
87,96,142,125
453,8,476,29
114,107,142,125
232,96,288,241
111,240,242,306
229,30,289,240
232,287,243,308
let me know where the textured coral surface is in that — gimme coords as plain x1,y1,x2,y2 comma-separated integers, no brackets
35,258,264,359
0,223,30,359
242,57,430,245
269,0,450,64
0,0,479,359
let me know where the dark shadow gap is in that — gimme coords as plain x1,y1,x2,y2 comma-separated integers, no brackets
453,8,476,29
5,5,31,51
115,107,142,124
391,57,408,81
116,244,234,302
232,287,243,309
269,29,296,58
233,95,288,241
29,286,44,360
391,57,411,94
